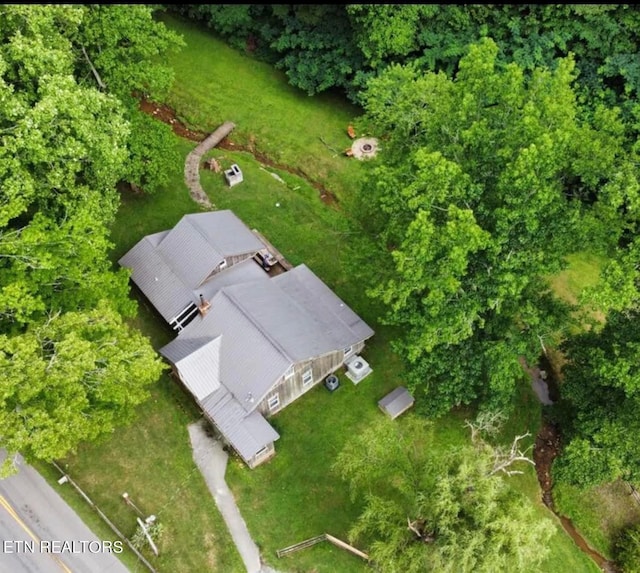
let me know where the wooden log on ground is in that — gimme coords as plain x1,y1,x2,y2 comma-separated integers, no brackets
325,533,369,561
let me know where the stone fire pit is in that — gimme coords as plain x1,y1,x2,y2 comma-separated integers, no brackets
351,137,379,160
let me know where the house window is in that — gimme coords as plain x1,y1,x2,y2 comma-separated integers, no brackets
343,345,353,357
284,365,294,380
219,258,228,270
268,394,280,411
255,445,269,458
302,369,313,386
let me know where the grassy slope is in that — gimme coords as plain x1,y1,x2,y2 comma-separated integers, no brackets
160,14,364,202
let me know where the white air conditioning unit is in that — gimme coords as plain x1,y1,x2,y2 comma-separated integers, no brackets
345,355,372,384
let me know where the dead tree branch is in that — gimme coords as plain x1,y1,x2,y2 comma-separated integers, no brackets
81,45,106,90
488,433,535,477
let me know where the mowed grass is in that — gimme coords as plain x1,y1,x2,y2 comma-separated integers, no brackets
45,371,245,573
159,13,364,201
548,251,607,328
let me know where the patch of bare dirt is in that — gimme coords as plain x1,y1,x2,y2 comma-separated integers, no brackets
139,98,205,142
534,422,562,508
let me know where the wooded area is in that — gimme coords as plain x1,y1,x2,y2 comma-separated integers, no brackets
0,5,182,472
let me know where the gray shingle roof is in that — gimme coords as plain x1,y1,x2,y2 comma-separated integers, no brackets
119,213,269,323
157,212,264,288
185,211,265,259
273,264,375,349
119,236,194,322
201,386,280,462
161,290,292,410
224,275,360,362
124,210,375,463
173,336,222,400
162,261,375,409
378,387,414,419
157,217,224,288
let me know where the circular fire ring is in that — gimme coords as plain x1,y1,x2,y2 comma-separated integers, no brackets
351,137,379,160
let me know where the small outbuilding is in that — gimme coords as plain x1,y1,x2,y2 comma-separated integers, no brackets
378,387,414,420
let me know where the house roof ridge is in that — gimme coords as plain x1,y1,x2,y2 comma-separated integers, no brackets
218,288,293,406
220,287,293,364
182,215,225,286
146,233,199,301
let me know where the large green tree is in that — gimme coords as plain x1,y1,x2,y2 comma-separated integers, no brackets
1,5,182,197
75,4,183,194
0,5,178,467
0,303,165,474
334,416,554,572
355,39,638,416
554,310,640,487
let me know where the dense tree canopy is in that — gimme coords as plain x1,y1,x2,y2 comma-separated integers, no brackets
0,304,165,475
177,4,640,112
0,5,180,468
616,523,640,573
354,39,639,416
334,416,554,572
553,310,640,487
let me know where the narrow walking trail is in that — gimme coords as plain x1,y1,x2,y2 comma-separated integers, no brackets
138,98,339,207
183,121,235,209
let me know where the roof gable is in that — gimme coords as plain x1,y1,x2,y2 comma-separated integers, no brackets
118,236,194,322
174,336,222,400
155,211,265,288
157,217,224,288
274,265,375,343
201,387,280,462
162,290,292,410
186,211,264,258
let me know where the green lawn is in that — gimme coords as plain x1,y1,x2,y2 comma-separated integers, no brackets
159,13,365,202
40,13,613,573
548,251,607,328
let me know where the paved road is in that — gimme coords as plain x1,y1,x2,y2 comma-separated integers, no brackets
0,452,129,573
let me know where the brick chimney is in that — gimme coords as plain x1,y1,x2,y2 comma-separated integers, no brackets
198,294,211,316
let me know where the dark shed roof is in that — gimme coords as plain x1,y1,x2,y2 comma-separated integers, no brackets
378,387,415,420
